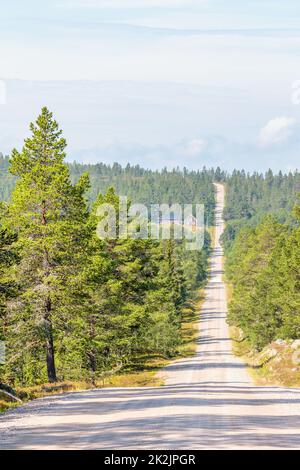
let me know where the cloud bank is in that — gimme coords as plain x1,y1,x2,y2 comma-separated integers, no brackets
1,80,299,173
259,117,296,147
58,0,206,9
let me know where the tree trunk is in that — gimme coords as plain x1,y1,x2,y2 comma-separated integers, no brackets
46,330,56,383
88,315,97,371
45,297,57,383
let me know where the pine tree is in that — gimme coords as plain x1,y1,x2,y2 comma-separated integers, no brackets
5,107,89,384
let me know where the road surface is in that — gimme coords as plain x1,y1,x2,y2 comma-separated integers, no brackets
1,183,300,450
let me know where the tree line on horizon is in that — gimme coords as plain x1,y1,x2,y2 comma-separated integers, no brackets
0,154,216,226
221,169,300,250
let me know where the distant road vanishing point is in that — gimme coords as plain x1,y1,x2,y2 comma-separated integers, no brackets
1,183,300,450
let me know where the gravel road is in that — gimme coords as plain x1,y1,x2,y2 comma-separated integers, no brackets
1,183,300,450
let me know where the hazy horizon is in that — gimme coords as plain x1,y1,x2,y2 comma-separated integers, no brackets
1,1,300,172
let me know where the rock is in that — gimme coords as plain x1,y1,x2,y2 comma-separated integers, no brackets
274,339,287,346
291,339,300,350
254,347,277,366
264,348,278,357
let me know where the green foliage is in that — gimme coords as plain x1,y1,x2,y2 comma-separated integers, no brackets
0,108,211,387
223,169,300,350
226,210,300,350
2,108,90,384
222,169,300,250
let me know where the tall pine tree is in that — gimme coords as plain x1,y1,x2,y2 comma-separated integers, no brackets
5,107,89,383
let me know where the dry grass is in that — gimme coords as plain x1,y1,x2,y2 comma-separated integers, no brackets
177,292,204,358
15,381,91,401
99,359,166,388
0,401,19,413
0,381,94,412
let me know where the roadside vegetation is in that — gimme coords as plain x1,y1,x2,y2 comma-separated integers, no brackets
0,288,206,412
223,171,300,385
0,108,212,411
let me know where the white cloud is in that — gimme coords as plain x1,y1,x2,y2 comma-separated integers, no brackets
259,117,296,147
182,139,206,156
58,0,206,8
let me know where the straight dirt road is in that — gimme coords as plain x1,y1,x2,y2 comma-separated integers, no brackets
1,183,300,450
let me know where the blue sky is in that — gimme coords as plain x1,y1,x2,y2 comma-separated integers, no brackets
0,1,300,171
